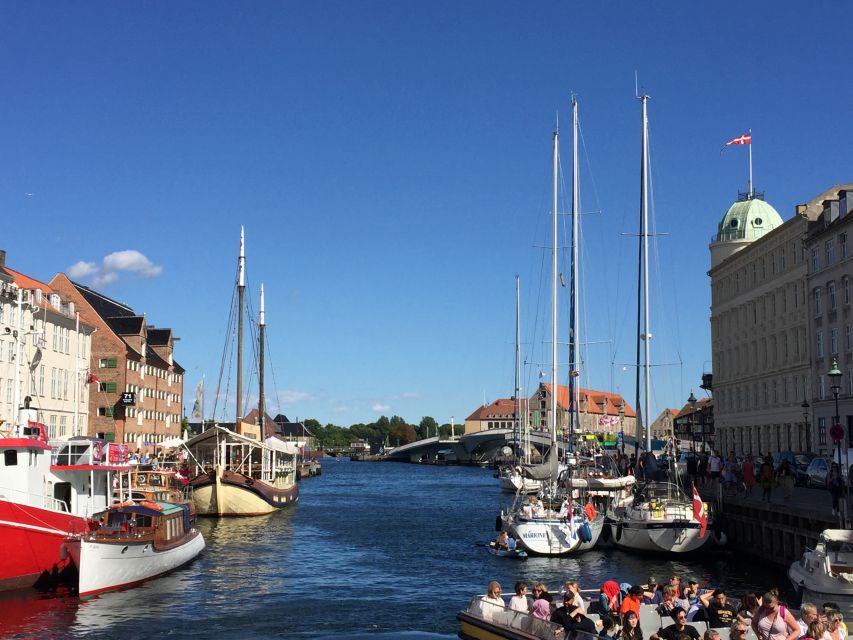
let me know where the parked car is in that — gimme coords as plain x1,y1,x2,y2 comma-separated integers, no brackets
805,457,848,488
773,451,817,486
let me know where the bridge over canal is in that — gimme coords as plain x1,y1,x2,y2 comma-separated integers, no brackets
382,428,563,464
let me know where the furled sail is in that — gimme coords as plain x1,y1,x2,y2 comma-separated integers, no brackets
520,446,559,481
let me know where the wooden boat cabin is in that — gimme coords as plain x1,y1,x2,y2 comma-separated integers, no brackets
93,501,193,547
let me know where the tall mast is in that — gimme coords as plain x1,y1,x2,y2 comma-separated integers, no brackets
258,284,266,439
748,128,753,198
637,94,652,452
550,126,559,449
12,286,23,433
569,96,580,453
236,226,245,427
514,275,521,457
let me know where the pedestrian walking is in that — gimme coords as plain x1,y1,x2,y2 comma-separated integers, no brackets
759,455,775,503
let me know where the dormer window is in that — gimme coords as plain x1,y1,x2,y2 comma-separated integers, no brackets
730,220,739,228
753,218,763,226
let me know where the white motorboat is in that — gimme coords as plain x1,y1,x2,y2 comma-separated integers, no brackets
65,500,205,598
498,466,541,494
789,529,853,617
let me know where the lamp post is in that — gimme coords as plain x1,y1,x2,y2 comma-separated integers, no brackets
801,400,810,452
688,391,697,453
829,359,843,466
618,401,626,455
450,416,455,440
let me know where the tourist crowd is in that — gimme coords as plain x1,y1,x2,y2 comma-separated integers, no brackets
478,574,847,640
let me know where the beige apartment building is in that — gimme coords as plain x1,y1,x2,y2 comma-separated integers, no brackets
709,185,852,457
0,254,95,440
804,189,853,456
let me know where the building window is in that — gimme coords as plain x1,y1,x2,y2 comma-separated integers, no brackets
847,324,852,352
59,416,67,438
831,328,838,355
97,407,114,417
48,415,57,439
39,365,45,396
50,367,56,399
815,288,822,314
844,278,851,306
817,331,824,357
829,281,837,310
780,249,786,271
99,358,118,369
841,233,848,260
98,382,118,393
826,239,835,265
819,375,826,400
812,247,820,272
819,417,827,445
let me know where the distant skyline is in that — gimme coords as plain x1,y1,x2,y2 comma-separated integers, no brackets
1,2,851,427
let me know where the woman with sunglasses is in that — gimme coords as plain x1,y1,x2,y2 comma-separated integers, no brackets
826,612,845,640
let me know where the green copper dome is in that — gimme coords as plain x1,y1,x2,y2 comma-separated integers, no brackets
715,196,784,242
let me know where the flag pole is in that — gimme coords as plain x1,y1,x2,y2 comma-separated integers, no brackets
748,128,753,198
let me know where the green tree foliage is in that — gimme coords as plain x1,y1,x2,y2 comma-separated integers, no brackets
418,416,438,439
388,423,417,446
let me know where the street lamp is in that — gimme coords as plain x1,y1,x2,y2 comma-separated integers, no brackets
801,400,810,451
688,391,697,453
829,358,843,465
828,358,845,524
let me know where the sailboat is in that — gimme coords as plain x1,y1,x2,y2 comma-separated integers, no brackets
498,276,541,494
606,94,709,554
184,229,299,517
500,99,604,555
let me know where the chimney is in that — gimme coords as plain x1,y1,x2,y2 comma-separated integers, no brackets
0,249,5,266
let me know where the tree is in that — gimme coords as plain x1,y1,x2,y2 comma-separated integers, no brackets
388,423,417,446
389,415,407,427
303,418,321,432
438,423,453,439
419,416,438,439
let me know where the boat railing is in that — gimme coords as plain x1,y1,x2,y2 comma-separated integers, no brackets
463,597,564,638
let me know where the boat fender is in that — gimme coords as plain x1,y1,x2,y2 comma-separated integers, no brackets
59,543,68,562
615,523,623,542
495,514,503,532
600,522,612,543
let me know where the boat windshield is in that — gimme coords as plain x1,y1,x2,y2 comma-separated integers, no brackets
463,597,564,637
636,481,688,501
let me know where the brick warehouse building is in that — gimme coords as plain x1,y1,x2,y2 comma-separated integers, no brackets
49,273,184,450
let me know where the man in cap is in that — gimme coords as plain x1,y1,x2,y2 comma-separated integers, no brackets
643,576,663,605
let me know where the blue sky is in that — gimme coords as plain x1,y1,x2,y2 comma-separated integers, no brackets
1,2,851,428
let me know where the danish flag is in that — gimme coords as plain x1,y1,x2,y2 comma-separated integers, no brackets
721,132,751,153
692,484,707,539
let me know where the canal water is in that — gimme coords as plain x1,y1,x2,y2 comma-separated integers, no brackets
0,460,790,639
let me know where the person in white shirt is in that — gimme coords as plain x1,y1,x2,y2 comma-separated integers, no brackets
509,581,530,613
479,581,505,622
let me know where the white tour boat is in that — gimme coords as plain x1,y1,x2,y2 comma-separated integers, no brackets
789,529,853,617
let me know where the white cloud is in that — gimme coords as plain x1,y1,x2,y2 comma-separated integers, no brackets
66,250,163,287
68,261,98,279
394,391,421,400
276,390,314,404
372,403,390,412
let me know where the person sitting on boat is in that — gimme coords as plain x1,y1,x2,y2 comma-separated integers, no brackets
699,589,737,629
495,530,509,550
509,581,530,613
558,499,570,518
552,593,596,637
600,613,621,640
506,533,517,551
560,581,586,613
650,607,700,640
642,576,663,605
478,581,505,622
600,580,622,615
176,465,190,486
620,586,643,617
656,587,688,618
522,495,537,518
621,611,643,640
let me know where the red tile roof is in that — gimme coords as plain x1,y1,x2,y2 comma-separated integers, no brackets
466,398,529,421
1,266,54,294
542,384,636,418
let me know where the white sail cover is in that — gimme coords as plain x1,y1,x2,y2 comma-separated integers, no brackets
520,446,559,481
